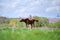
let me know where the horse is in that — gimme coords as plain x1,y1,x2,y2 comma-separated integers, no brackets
20,18,38,28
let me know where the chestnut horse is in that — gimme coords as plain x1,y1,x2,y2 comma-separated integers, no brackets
20,18,38,28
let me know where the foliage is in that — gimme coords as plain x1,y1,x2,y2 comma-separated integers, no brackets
0,18,26,27
33,16,49,27
8,18,26,27
54,20,60,28
48,20,60,28
0,16,60,28
0,16,8,24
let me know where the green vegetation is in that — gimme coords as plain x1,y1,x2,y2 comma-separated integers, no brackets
0,16,60,40
48,20,60,28
0,16,60,28
0,27,60,40
33,16,49,27
0,17,26,27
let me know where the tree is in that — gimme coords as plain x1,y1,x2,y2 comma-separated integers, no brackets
53,20,60,28
0,16,8,23
9,18,26,27
40,17,49,27
33,16,49,27
33,16,40,27
48,20,60,28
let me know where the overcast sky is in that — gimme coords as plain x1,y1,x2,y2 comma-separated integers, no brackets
0,0,60,18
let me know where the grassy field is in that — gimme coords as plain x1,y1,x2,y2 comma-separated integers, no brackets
0,27,60,40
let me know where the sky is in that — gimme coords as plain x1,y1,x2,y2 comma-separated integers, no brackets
0,0,60,18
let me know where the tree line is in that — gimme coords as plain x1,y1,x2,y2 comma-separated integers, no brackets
0,16,60,28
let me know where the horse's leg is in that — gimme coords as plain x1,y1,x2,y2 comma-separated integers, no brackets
33,23,35,27
31,24,32,28
26,23,28,28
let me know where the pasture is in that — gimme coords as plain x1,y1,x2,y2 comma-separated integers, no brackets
0,27,60,40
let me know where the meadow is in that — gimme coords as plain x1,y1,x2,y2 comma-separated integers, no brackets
0,16,60,40
0,27,60,40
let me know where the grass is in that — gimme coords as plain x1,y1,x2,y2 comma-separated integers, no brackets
0,27,60,40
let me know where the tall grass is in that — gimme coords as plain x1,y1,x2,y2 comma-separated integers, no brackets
0,27,60,40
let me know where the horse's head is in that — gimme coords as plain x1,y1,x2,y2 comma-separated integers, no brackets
20,18,29,22
20,19,25,22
